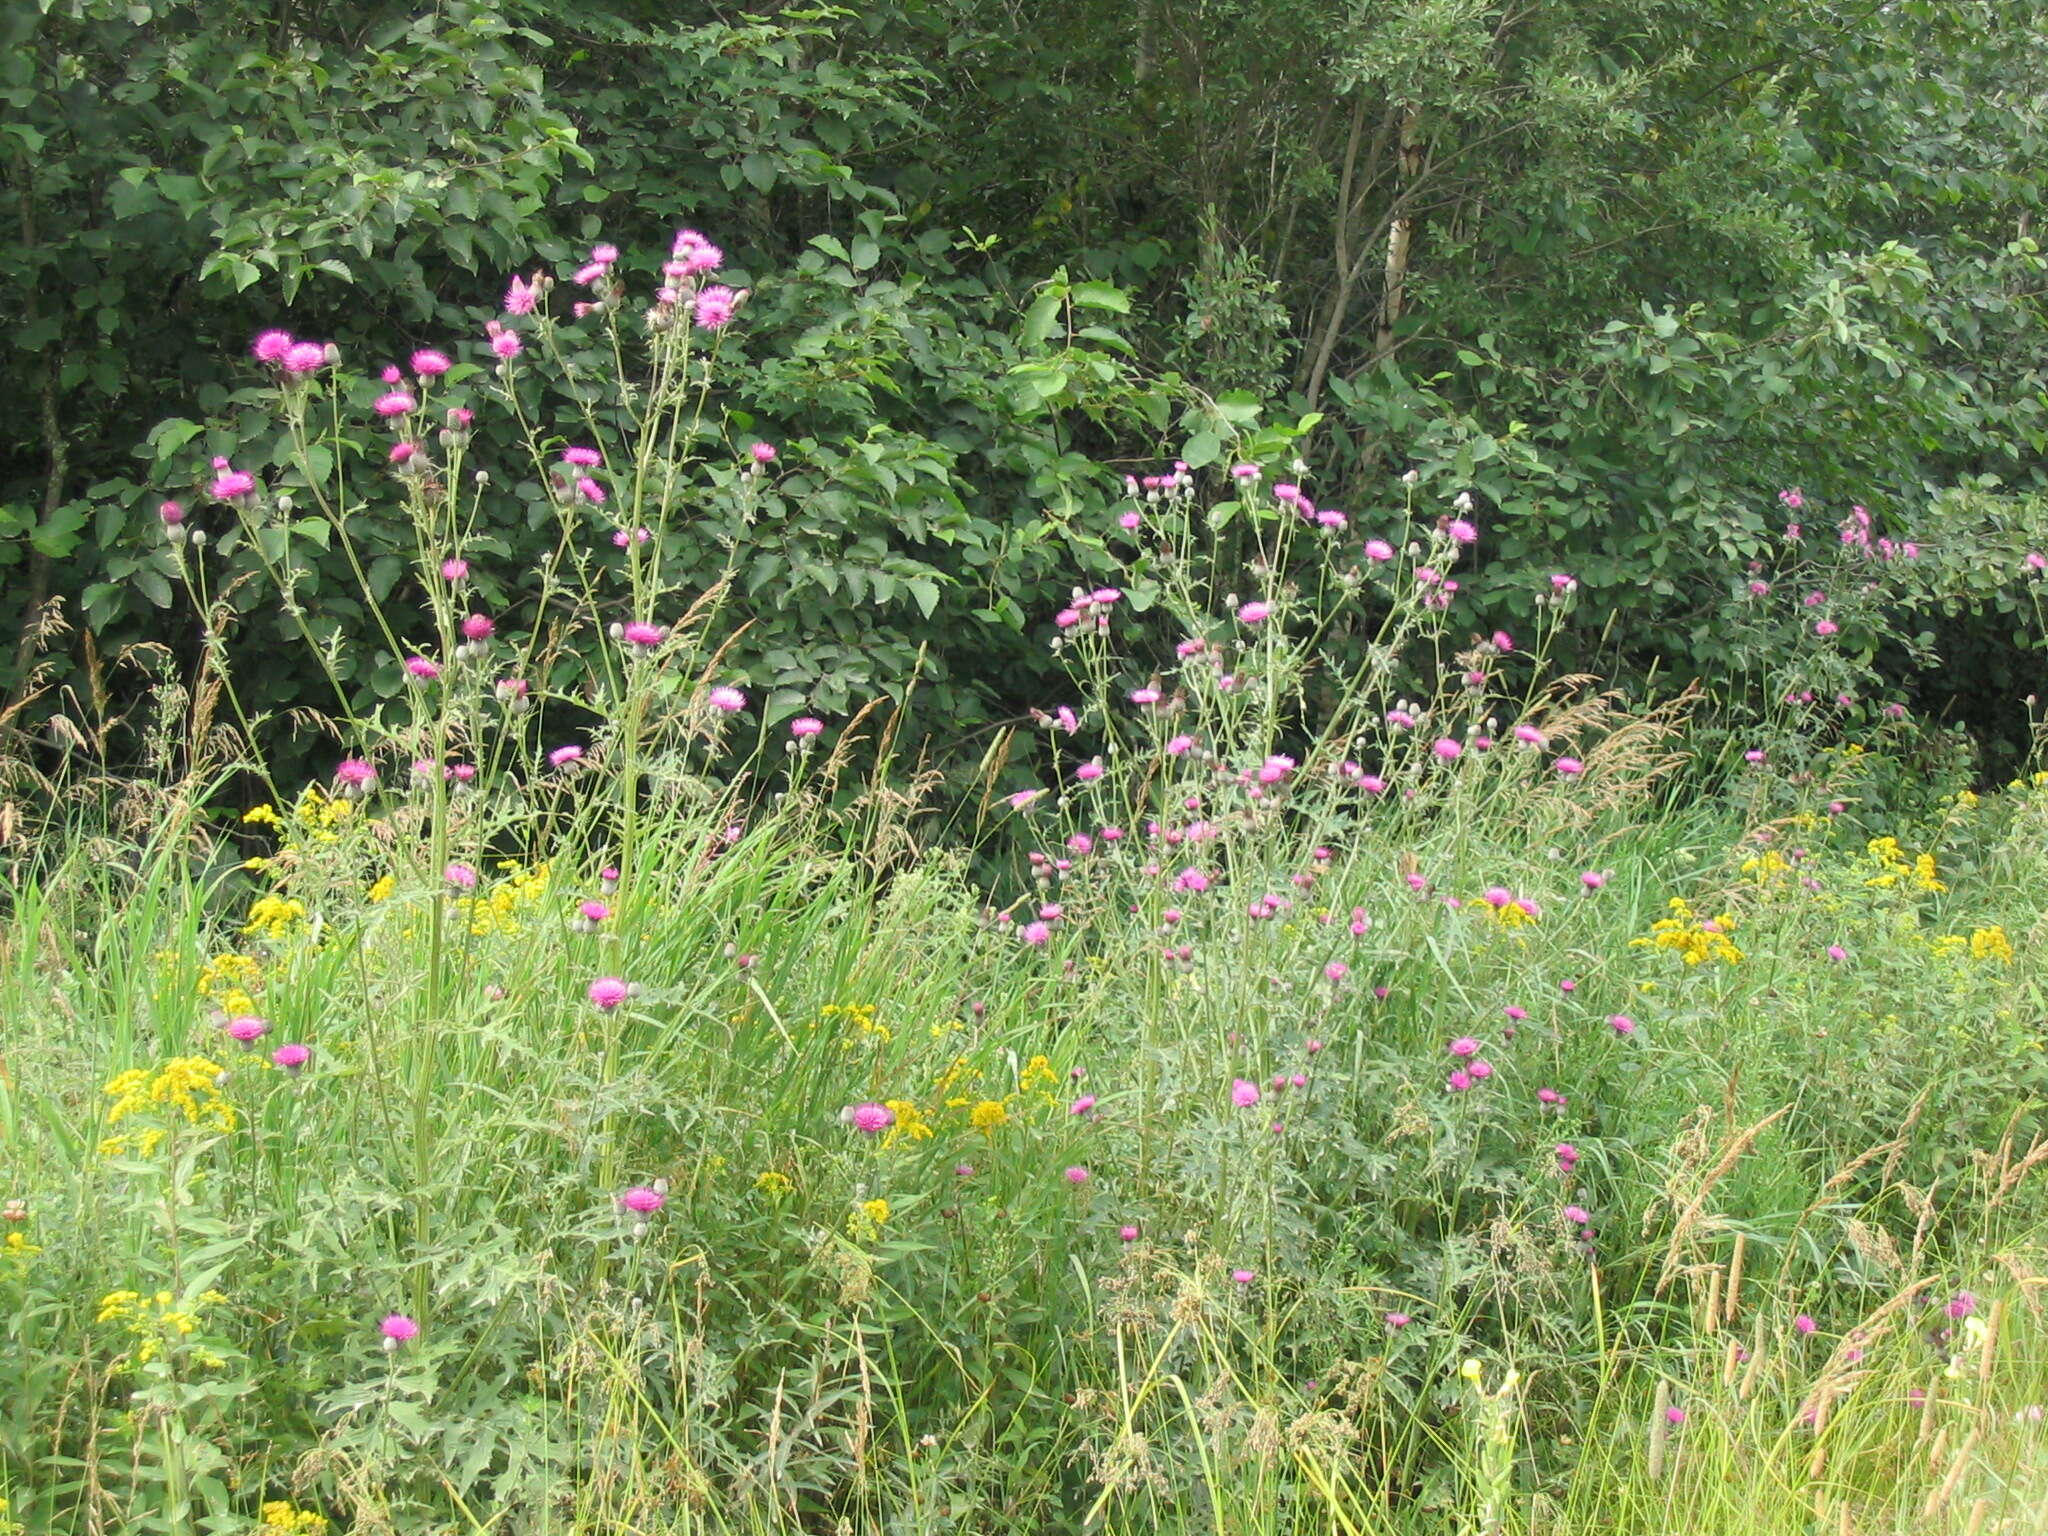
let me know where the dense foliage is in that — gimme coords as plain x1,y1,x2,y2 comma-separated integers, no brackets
6,1,2048,782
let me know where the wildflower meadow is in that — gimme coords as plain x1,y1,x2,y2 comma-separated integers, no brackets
4,210,2047,1536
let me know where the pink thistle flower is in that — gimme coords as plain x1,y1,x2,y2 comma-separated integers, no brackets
1364,538,1395,562
1795,1313,1816,1334
388,442,417,465
579,900,611,924
1827,944,1847,962
671,228,724,274
1446,518,1478,544
373,390,417,418
380,1313,419,1349
562,446,602,468
1449,1036,1481,1058
1064,1165,1091,1185
693,285,739,329
1607,1014,1636,1036
1166,734,1195,756
252,329,295,364
1231,1269,1256,1285
750,441,778,464
791,716,824,738
1237,600,1272,624
504,274,538,314
1006,789,1046,812
225,1014,270,1047
1550,572,1577,592
1581,870,1607,890
1554,757,1584,776
549,744,585,769
1447,1070,1473,1092
1324,961,1349,983
1665,1407,1686,1426
491,328,522,360
587,977,630,1010
1537,1087,1562,1106
1431,737,1462,761
1071,1095,1097,1115
411,348,451,378
404,655,440,681
591,243,620,265
1563,1204,1590,1226
621,621,664,649
282,341,329,375
1385,1311,1411,1329
158,500,185,526
334,757,376,790
443,862,478,891
619,1185,665,1214
708,685,747,712
461,613,495,641
1505,1005,1528,1021
1814,619,1838,636
210,466,256,501
1231,1078,1261,1109
271,1043,311,1072
842,1101,894,1134
1074,759,1105,782
1021,921,1052,946
1947,1291,1976,1320
439,557,469,582
574,475,606,505
1119,1224,1140,1242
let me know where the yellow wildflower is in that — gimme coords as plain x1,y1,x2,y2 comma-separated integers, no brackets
860,1198,889,1226
754,1170,793,1196
882,1100,933,1146
1970,926,2014,963
969,1099,1010,1132
103,1057,237,1138
1630,898,1742,965
1019,1054,1057,1091
366,874,395,903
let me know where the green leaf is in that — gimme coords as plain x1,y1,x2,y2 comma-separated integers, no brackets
1021,291,1063,349
1181,430,1222,469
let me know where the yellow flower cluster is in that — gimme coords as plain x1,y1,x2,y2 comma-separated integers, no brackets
100,1057,237,1157
1864,836,1946,893
968,1099,1009,1131
258,1502,329,1536
1632,898,1743,966
196,951,262,1015
754,1169,793,1196
240,787,357,875
453,860,552,936
242,892,308,941
847,1198,891,1240
881,1099,933,1146
1739,848,1794,886
366,873,395,903
2,1231,41,1268
1931,926,2014,964
823,1000,892,1045
95,1287,226,1366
